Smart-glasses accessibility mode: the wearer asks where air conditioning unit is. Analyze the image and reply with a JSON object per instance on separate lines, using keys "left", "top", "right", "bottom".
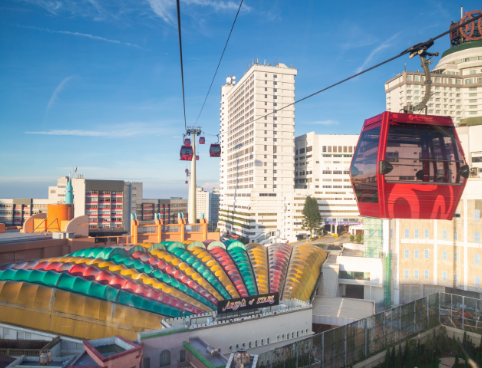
{"left": 262, "top": 308, "right": 270, "bottom": 314}
{"left": 206, "top": 317, "right": 213, "bottom": 325}
{"left": 52, "top": 232, "right": 65, "bottom": 239}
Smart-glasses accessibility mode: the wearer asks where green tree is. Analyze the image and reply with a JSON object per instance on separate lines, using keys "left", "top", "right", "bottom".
{"left": 301, "top": 196, "right": 321, "bottom": 237}
{"left": 356, "top": 233, "right": 362, "bottom": 243}
{"left": 350, "top": 235, "right": 355, "bottom": 242}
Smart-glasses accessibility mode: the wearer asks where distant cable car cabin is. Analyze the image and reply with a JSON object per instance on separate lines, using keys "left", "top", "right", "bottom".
{"left": 184, "top": 137, "right": 191, "bottom": 147}
{"left": 209, "top": 144, "right": 221, "bottom": 157}
{"left": 185, "top": 169, "right": 189, "bottom": 174}
{"left": 180, "top": 146, "right": 193, "bottom": 161}
{"left": 185, "top": 181, "right": 188, "bottom": 184}
{"left": 196, "top": 155, "right": 199, "bottom": 161}
{"left": 199, "top": 137, "right": 205, "bottom": 144}
{"left": 350, "top": 112, "right": 469, "bottom": 220}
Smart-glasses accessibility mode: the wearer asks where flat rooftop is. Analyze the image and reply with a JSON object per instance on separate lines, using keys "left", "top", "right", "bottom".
{"left": 312, "top": 297, "right": 375, "bottom": 326}
{"left": 96, "top": 344, "right": 125, "bottom": 357}
{"left": 0, "top": 231, "right": 51, "bottom": 245}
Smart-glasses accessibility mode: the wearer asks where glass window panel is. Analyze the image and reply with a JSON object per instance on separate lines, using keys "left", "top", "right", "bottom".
{"left": 385, "top": 123, "right": 464, "bottom": 184}
{"left": 351, "top": 127, "right": 380, "bottom": 203}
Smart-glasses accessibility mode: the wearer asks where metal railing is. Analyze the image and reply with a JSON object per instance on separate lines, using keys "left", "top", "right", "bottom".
{"left": 256, "top": 292, "right": 480, "bottom": 368}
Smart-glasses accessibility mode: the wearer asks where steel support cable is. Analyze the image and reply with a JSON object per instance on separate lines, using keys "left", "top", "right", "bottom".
{"left": 247, "top": 13, "right": 482, "bottom": 124}
{"left": 176, "top": 0, "right": 187, "bottom": 128}
{"left": 195, "top": 0, "right": 244, "bottom": 125}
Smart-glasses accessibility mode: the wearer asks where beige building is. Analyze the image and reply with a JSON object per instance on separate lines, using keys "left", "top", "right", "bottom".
{"left": 390, "top": 179, "right": 482, "bottom": 303}
{"left": 385, "top": 30, "right": 482, "bottom": 126}
{"left": 0, "top": 198, "right": 51, "bottom": 227}
{"left": 48, "top": 176, "right": 142, "bottom": 236}
{"left": 388, "top": 121, "right": 482, "bottom": 303}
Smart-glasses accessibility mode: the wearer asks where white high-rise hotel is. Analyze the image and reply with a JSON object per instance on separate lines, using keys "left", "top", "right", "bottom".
{"left": 218, "top": 62, "right": 363, "bottom": 242}
{"left": 218, "top": 62, "right": 297, "bottom": 241}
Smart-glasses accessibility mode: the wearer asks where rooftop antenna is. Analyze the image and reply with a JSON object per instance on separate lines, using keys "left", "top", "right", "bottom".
{"left": 264, "top": 59, "right": 266, "bottom": 65}
{"left": 257, "top": 58, "right": 259, "bottom": 64}
{"left": 404, "top": 63, "right": 406, "bottom": 71}
{"left": 74, "top": 166, "right": 78, "bottom": 179}
{"left": 461, "top": 6, "right": 463, "bottom": 20}
{"left": 275, "top": 57, "right": 277, "bottom": 65}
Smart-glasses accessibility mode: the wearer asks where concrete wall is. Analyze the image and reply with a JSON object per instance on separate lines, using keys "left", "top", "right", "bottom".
{"left": 188, "top": 308, "right": 313, "bottom": 356}
{"left": 65, "top": 215, "right": 89, "bottom": 237}
{"left": 0, "top": 237, "right": 96, "bottom": 265}
{"left": 337, "top": 256, "right": 384, "bottom": 285}
{"left": 139, "top": 330, "right": 190, "bottom": 368}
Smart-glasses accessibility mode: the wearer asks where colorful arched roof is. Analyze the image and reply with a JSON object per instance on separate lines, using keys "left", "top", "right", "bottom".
{"left": 0, "top": 240, "right": 326, "bottom": 339}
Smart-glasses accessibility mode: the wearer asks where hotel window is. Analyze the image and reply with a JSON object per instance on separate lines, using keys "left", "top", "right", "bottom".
{"left": 443, "top": 272, "right": 447, "bottom": 281}
{"left": 424, "top": 270, "right": 429, "bottom": 279}
{"left": 415, "top": 229, "right": 419, "bottom": 239}
{"left": 390, "top": 229, "right": 393, "bottom": 238}
{"left": 405, "top": 250, "right": 409, "bottom": 259}
{"left": 475, "top": 254, "right": 480, "bottom": 265}
{"left": 476, "top": 232, "right": 481, "bottom": 243}
{"left": 455, "top": 252, "right": 458, "bottom": 262}
{"left": 475, "top": 210, "right": 480, "bottom": 221}
{"left": 405, "top": 229, "right": 409, "bottom": 238}
{"left": 180, "top": 350, "right": 186, "bottom": 363}
{"left": 425, "top": 229, "right": 429, "bottom": 239}
{"left": 455, "top": 231, "right": 458, "bottom": 241}
{"left": 443, "top": 230, "right": 447, "bottom": 239}
{"left": 414, "top": 270, "right": 419, "bottom": 279}
{"left": 476, "top": 276, "right": 480, "bottom": 288}
{"left": 443, "top": 251, "right": 447, "bottom": 261}
{"left": 425, "top": 249, "right": 429, "bottom": 259}
{"left": 455, "top": 274, "right": 458, "bottom": 283}
{"left": 404, "top": 270, "right": 409, "bottom": 279}
{"left": 414, "top": 250, "right": 419, "bottom": 259}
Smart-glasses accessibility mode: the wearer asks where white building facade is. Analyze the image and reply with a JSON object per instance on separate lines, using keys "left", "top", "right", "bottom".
{"left": 196, "top": 187, "right": 220, "bottom": 225}
{"left": 218, "top": 62, "right": 297, "bottom": 242}
{"left": 385, "top": 39, "right": 482, "bottom": 125}
{"left": 287, "top": 133, "right": 361, "bottom": 237}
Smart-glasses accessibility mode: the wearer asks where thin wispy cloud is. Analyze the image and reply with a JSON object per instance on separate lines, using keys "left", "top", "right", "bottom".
{"left": 25, "top": 129, "right": 139, "bottom": 138}
{"left": 47, "top": 75, "right": 74, "bottom": 112}
{"left": 147, "top": 0, "right": 250, "bottom": 26}
{"left": 200, "top": 182, "right": 220, "bottom": 191}
{"left": 25, "top": 124, "right": 168, "bottom": 138}
{"left": 16, "top": 25, "right": 148, "bottom": 50}
{"left": 355, "top": 33, "right": 401, "bottom": 73}
{"left": 304, "top": 120, "right": 339, "bottom": 126}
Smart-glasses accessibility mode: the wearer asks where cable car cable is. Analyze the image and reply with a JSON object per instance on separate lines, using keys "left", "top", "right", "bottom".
{"left": 248, "top": 13, "right": 482, "bottom": 124}
{"left": 195, "top": 0, "right": 244, "bottom": 125}
{"left": 176, "top": 0, "right": 187, "bottom": 128}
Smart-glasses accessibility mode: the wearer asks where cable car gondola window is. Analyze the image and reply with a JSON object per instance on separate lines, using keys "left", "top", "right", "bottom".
{"left": 385, "top": 123, "right": 464, "bottom": 185}
{"left": 351, "top": 127, "right": 380, "bottom": 203}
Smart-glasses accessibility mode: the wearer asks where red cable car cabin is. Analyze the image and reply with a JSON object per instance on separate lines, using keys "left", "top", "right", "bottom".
{"left": 196, "top": 155, "right": 199, "bottom": 161}
{"left": 350, "top": 112, "right": 469, "bottom": 220}
{"left": 184, "top": 137, "right": 191, "bottom": 147}
{"left": 199, "top": 137, "right": 205, "bottom": 144}
{"left": 180, "top": 145, "right": 193, "bottom": 161}
{"left": 209, "top": 144, "right": 221, "bottom": 157}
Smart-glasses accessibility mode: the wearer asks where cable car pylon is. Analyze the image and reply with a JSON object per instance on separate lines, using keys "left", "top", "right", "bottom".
{"left": 186, "top": 126, "right": 202, "bottom": 224}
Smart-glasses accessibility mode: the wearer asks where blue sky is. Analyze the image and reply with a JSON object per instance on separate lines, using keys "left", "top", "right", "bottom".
{"left": 0, "top": 0, "right": 477, "bottom": 199}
